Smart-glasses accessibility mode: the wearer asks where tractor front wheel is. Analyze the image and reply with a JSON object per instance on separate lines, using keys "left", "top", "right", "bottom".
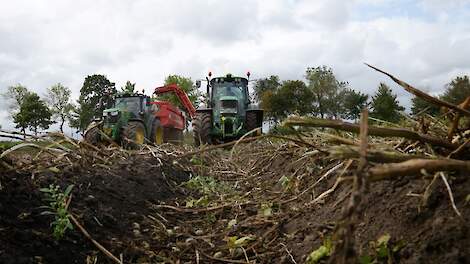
{"left": 84, "top": 126, "right": 100, "bottom": 145}
{"left": 246, "top": 112, "right": 262, "bottom": 135}
{"left": 193, "top": 112, "right": 212, "bottom": 146}
{"left": 122, "top": 121, "right": 146, "bottom": 149}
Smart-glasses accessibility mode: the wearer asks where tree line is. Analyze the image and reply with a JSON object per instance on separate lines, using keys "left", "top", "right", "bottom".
{"left": 2, "top": 74, "right": 197, "bottom": 136}
{"left": 2, "top": 67, "right": 470, "bottom": 135}
{"left": 254, "top": 66, "right": 470, "bottom": 124}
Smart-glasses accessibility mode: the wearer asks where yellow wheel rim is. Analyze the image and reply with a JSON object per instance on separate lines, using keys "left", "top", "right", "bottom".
{"left": 155, "top": 126, "right": 164, "bottom": 144}
{"left": 135, "top": 128, "right": 145, "bottom": 144}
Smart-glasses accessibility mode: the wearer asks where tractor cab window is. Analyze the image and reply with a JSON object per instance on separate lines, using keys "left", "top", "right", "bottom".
{"left": 212, "top": 82, "right": 246, "bottom": 101}
{"left": 115, "top": 97, "right": 141, "bottom": 113}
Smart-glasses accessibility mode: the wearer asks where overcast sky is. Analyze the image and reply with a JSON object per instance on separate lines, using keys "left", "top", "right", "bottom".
{"left": 1, "top": 0, "right": 470, "bottom": 132}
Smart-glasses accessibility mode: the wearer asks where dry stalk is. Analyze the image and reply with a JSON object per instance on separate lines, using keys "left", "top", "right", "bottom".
{"left": 368, "top": 158, "right": 470, "bottom": 181}
{"left": 330, "top": 108, "right": 369, "bottom": 264}
{"left": 70, "top": 214, "right": 122, "bottom": 264}
{"left": 439, "top": 172, "right": 462, "bottom": 217}
{"left": 284, "top": 116, "right": 457, "bottom": 149}
{"left": 365, "top": 63, "right": 470, "bottom": 117}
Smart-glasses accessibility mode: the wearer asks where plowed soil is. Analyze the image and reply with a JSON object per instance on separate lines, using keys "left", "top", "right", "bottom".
{"left": 1, "top": 143, "right": 469, "bottom": 263}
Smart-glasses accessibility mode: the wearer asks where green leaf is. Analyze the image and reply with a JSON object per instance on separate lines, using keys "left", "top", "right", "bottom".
{"left": 185, "top": 199, "right": 195, "bottom": 208}
{"left": 377, "top": 233, "right": 391, "bottom": 246}
{"left": 376, "top": 233, "right": 391, "bottom": 259}
{"left": 48, "top": 167, "right": 60, "bottom": 173}
{"left": 359, "top": 255, "right": 373, "bottom": 264}
{"left": 234, "top": 236, "right": 255, "bottom": 247}
{"left": 226, "top": 236, "right": 238, "bottom": 249}
{"left": 39, "top": 188, "right": 52, "bottom": 193}
{"left": 40, "top": 211, "right": 56, "bottom": 216}
{"left": 64, "top": 184, "right": 74, "bottom": 196}
{"left": 227, "top": 219, "right": 237, "bottom": 229}
{"left": 306, "top": 245, "right": 329, "bottom": 264}
{"left": 392, "top": 239, "right": 407, "bottom": 253}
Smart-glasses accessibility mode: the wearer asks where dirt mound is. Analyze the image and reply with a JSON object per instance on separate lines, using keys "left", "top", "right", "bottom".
{"left": 0, "top": 146, "right": 189, "bottom": 263}
{"left": 1, "top": 120, "right": 470, "bottom": 264}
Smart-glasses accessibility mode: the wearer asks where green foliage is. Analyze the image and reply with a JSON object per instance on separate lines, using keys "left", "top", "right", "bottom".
{"left": 46, "top": 83, "right": 74, "bottom": 133}
{"left": 359, "top": 233, "right": 406, "bottom": 264}
{"left": 441, "top": 75, "right": 470, "bottom": 105}
{"left": 260, "top": 80, "right": 313, "bottom": 122}
{"left": 254, "top": 75, "right": 281, "bottom": 102}
{"left": 306, "top": 66, "right": 348, "bottom": 118}
{"left": 370, "top": 83, "right": 405, "bottom": 123}
{"left": 73, "top": 74, "right": 116, "bottom": 131}
{"left": 184, "top": 175, "right": 231, "bottom": 196}
{"left": 278, "top": 175, "right": 293, "bottom": 191}
{"left": 39, "top": 184, "right": 74, "bottom": 240}
{"left": 411, "top": 96, "right": 440, "bottom": 116}
{"left": 342, "top": 89, "right": 369, "bottom": 120}
{"left": 13, "top": 92, "right": 54, "bottom": 135}
{"left": 2, "top": 84, "right": 29, "bottom": 112}
{"left": 162, "top": 75, "right": 199, "bottom": 112}
{"left": 258, "top": 202, "right": 276, "bottom": 217}
{"left": 0, "top": 141, "right": 20, "bottom": 152}
{"left": 306, "top": 237, "right": 333, "bottom": 263}
{"left": 120, "top": 81, "right": 136, "bottom": 94}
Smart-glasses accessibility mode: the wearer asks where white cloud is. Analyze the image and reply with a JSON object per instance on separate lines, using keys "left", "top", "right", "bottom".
{"left": 1, "top": 0, "right": 470, "bottom": 133}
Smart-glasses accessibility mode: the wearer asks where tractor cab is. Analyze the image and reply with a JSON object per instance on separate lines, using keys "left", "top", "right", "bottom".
{"left": 101, "top": 94, "right": 151, "bottom": 141}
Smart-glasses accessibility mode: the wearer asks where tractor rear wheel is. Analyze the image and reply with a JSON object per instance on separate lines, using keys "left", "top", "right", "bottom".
{"left": 84, "top": 126, "right": 100, "bottom": 145}
{"left": 193, "top": 112, "right": 212, "bottom": 146}
{"left": 122, "top": 121, "right": 146, "bottom": 149}
{"left": 246, "top": 112, "right": 262, "bottom": 135}
{"left": 151, "top": 120, "right": 164, "bottom": 145}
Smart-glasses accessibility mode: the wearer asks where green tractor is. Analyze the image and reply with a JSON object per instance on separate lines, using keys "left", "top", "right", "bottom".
{"left": 84, "top": 84, "right": 195, "bottom": 148}
{"left": 84, "top": 94, "right": 157, "bottom": 148}
{"left": 192, "top": 72, "right": 263, "bottom": 145}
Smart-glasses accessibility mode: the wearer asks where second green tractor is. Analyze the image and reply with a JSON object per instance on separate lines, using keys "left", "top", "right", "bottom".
{"left": 193, "top": 72, "right": 263, "bottom": 145}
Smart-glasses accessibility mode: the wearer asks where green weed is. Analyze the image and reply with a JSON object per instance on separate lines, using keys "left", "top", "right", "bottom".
{"left": 39, "top": 184, "right": 74, "bottom": 240}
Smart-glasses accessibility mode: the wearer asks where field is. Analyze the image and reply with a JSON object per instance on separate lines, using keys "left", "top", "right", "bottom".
{"left": 1, "top": 112, "right": 469, "bottom": 264}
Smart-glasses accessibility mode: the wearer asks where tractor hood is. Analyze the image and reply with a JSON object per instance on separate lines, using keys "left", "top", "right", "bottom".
{"left": 102, "top": 108, "right": 121, "bottom": 118}
{"left": 103, "top": 108, "right": 120, "bottom": 114}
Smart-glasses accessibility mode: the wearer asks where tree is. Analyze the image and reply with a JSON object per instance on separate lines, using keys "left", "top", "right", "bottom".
{"left": 370, "top": 83, "right": 405, "bottom": 123}
{"left": 411, "top": 96, "right": 440, "bottom": 116}
{"left": 162, "top": 75, "right": 199, "bottom": 111}
{"left": 441, "top": 75, "right": 470, "bottom": 105}
{"left": 342, "top": 89, "right": 369, "bottom": 121}
{"left": 74, "top": 74, "right": 116, "bottom": 131}
{"left": 46, "top": 83, "right": 74, "bottom": 133}
{"left": 13, "top": 92, "right": 54, "bottom": 135}
{"left": 253, "top": 75, "right": 281, "bottom": 102}
{"left": 2, "top": 84, "right": 30, "bottom": 119}
{"left": 121, "top": 81, "right": 136, "bottom": 94}
{"left": 260, "top": 80, "right": 313, "bottom": 123}
{"left": 305, "top": 66, "right": 348, "bottom": 118}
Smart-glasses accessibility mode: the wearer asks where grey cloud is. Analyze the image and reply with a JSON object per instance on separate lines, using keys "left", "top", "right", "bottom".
{"left": 1, "top": 0, "right": 470, "bottom": 132}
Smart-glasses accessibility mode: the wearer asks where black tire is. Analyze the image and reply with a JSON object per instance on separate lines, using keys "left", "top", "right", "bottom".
{"left": 121, "top": 121, "right": 146, "bottom": 149}
{"left": 175, "top": 129, "right": 183, "bottom": 145}
{"left": 84, "top": 126, "right": 100, "bottom": 145}
{"left": 192, "top": 112, "right": 212, "bottom": 146}
{"left": 246, "top": 112, "right": 261, "bottom": 133}
{"left": 151, "top": 119, "right": 164, "bottom": 145}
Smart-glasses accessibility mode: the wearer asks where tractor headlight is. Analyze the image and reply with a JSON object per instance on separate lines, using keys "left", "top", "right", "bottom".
{"left": 110, "top": 111, "right": 119, "bottom": 116}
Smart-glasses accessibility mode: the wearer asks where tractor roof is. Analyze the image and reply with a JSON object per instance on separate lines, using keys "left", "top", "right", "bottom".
{"left": 211, "top": 73, "right": 248, "bottom": 84}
